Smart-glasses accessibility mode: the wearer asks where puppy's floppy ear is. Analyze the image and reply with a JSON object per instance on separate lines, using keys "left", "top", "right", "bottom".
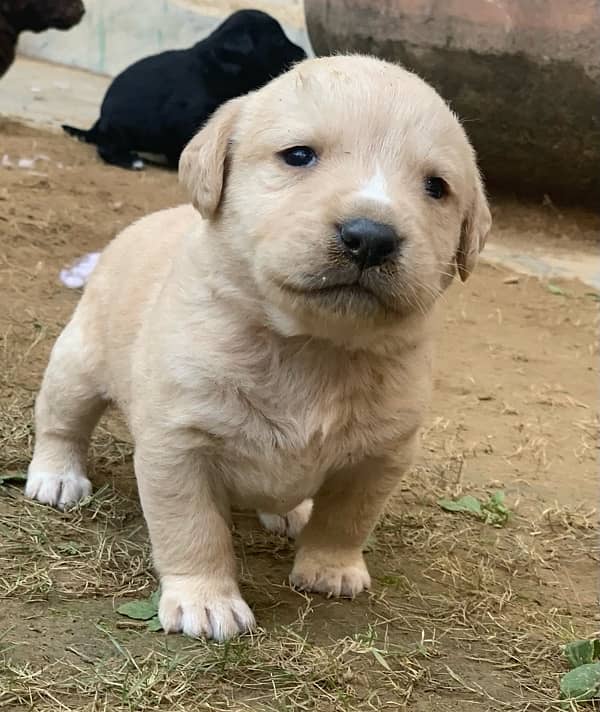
{"left": 456, "top": 172, "right": 492, "bottom": 282}
{"left": 217, "top": 30, "right": 255, "bottom": 62}
{"left": 179, "top": 97, "right": 244, "bottom": 220}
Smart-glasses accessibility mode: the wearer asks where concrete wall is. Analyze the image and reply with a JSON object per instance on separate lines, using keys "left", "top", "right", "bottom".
{"left": 18, "top": 0, "right": 310, "bottom": 77}
{"left": 305, "top": 0, "right": 600, "bottom": 208}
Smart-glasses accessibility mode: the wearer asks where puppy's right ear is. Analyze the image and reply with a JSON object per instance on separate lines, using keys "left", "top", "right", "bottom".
{"left": 179, "top": 97, "right": 244, "bottom": 219}
{"left": 456, "top": 171, "right": 492, "bottom": 282}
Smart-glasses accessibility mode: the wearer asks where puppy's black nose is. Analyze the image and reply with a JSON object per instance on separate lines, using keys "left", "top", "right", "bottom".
{"left": 338, "top": 218, "right": 399, "bottom": 269}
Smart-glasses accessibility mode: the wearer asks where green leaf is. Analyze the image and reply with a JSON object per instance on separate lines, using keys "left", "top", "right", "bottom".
{"left": 56, "top": 541, "right": 84, "bottom": 556}
{"left": 439, "top": 491, "right": 510, "bottom": 527}
{"left": 482, "top": 490, "right": 510, "bottom": 527}
{"left": 0, "top": 472, "right": 27, "bottom": 485}
{"left": 117, "top": 599, "right": 158, "bottom": 621}
{"left": 116, "top": 590, "right": 161, "bottom": 630}
{"left": 489, "top": 491, "right": 505, "bottom": 506}
{"left": 560, "top": 662, "right": 600, "bottom": 702}
{"left": 438, "top": 495, "right": 483, "bottom": 517}
{"left": 147, "top": 616, "right": 163, "bottom": 632}
{"left": 563, "top": 639, "right": 600, "bottom": 669}
{"left": 149, "top": 589, "right": 160, "bottom": 609}
{"left": 379, "top": 574, "right": 402, "bottom": 587}
{"left": 363, "top": 532, "right": 378, "bottom": 553}
{"left": 547, "top": 283, "right": 566, "bottom": 296}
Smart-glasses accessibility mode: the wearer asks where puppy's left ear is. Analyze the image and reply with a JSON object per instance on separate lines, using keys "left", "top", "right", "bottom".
{"left": 179, "top": 97, "right": 244, "bottom": 220}
{"left": 456, "top": 173, "right": 492, "bottom": 282}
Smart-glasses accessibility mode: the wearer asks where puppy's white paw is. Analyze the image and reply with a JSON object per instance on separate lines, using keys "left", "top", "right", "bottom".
{"left": 258, "top": 499, "right": 313, "bottom": 539}
{"left": 159, "top": 574, "right": 255, "bottom": 641}
{"left": 25, "top": 468, "right": 92, "bottom": 510}
{"left": 290, "top": 550, "right": 371, "bottom": 598}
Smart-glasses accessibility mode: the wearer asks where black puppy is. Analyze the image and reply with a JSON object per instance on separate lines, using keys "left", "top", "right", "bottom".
{"left": 62, "top": 9, "right": 306, "bottom": 170}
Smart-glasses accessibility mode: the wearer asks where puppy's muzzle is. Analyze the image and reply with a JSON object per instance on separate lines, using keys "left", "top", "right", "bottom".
{"left": 337, "top": 218, "right": 399, "bottom": 270}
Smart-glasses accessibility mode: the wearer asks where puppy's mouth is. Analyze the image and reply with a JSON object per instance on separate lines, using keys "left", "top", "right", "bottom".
{"left": 285, "top": 280, "right": 371, "bottom": 299}
{"left": 278, "top": 267, "right": 394, "bottom": 311}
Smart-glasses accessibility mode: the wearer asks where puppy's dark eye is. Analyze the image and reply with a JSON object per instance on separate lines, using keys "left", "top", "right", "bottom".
{"left": 424, "top": 176, "right": 448, "bottom": 199}
{"left": 279, "top": 146, "right": 317, "bottom": 167}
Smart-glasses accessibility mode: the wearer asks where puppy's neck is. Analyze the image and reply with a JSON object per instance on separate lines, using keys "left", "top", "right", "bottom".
{"left": 263, "top": 302, "right": 434, "bottom": 354}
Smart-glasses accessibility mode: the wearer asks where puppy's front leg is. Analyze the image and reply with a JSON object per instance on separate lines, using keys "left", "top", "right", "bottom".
{"left": 290, "top": 435, "right": 418, "bottom": 598}
{"left": 134, "top": 441, "right": 255, "bottom": 641}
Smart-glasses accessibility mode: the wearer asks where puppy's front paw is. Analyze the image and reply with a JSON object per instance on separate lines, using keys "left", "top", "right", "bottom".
{"left": 159, "top": 575, "right": 255, "bottom": 641}
{"left": 258, "top": 499, "right": 313, "bottom": 539}
{"left": 25, "top": 468, "right": 92, "bottom": 510}
{"left": 290, "top": 550, "right": 371, "bottom": 598}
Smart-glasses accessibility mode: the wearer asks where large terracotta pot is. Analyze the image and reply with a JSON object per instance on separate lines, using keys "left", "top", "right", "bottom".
{"left": 305, "top": 0, "right": 600, "bottom": 208}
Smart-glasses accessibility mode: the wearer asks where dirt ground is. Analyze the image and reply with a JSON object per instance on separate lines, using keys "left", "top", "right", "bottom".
{"left": 0, "top": 120, "right": 598, "bottom": 711}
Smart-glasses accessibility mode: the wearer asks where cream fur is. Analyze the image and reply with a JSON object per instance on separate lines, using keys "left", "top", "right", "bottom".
{"left": 26, "top": 55, "right": 491, "bottom": 640}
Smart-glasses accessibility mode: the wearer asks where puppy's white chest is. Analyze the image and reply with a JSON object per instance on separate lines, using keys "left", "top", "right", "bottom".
{"left": 221, "top": 385, "right": 393, "bottom": 513}
{"left": 224, "top": 427, "right": 339, "bottom": 513}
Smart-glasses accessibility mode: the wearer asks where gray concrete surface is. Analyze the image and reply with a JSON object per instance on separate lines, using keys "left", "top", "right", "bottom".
{"left": 1, "top": 56, "right": 109, "bottom": 129}
{"left": 17, "top": 0, "right": 311, "bottom": 77}
{"left": 484, "top": 243, "right": 600, "bottom": 292}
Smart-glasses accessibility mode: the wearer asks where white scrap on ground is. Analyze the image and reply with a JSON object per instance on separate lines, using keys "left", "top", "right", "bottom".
{"left": 2, "top": 154, "right": 50, "bottom": 169}
{"left": 59, "top": 252, "right": 101, "bottom": 288}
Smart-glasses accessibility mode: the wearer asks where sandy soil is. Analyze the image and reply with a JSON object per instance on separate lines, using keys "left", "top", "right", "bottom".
{"left": 0, "top": 121, "right": 598, "bottom": 711}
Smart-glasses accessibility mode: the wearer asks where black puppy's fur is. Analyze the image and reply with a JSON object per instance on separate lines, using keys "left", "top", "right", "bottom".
{"left": 62, "top": 9, "right": 306, "bottom": 170}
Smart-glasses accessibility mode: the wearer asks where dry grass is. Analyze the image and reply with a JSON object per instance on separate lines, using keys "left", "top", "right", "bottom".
{"left": 1, "top": 467, "right": 597, "bottom": 711}
{"left": 1, "top": 624, "right": 438, "bottom": 711}
{"left": 0, "top": 485, "right": 152, "bottom": 601}
{"left": 1, "top": 378, "right": 596, "bottom": 711}
{"left": 0, "top": 396, "right": 36, "bottom": 473}
{"left": 1, "top": 609, "right": 595, "bottom": 711}
{"left": 0, "top": 372, "right": 596, "bottom": 711}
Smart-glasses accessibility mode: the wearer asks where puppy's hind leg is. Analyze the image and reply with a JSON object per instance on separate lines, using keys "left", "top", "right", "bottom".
{"left": 258, "top": 499, "right": 313, "bottom": 539}
{"left": 97, "top": 142, "right": 144, "bottom": 171}
{"left": 26, "top": 318, "right": 107, "bottom": 509}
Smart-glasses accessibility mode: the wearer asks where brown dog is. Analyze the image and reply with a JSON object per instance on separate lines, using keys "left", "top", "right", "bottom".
{"left": 0, "top": 0, "right": 84, "bottom": 77}
{"left": 26, "top": 55, "right": 491, "bottom": 640}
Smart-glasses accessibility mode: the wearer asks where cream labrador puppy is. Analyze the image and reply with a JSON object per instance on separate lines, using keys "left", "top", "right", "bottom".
{"left": 26, "top": 55, "right": 491, "bottom": 640}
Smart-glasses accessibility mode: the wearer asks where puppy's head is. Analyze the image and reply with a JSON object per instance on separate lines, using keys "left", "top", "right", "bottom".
{"left": 180, "top": 55, "right": 491, "bottom": 338}
{"left": 205, "top": 10, "right": 306, "bottom": 94}
{"left": 8, "top": 0, "right": 85, "bottom": 31}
